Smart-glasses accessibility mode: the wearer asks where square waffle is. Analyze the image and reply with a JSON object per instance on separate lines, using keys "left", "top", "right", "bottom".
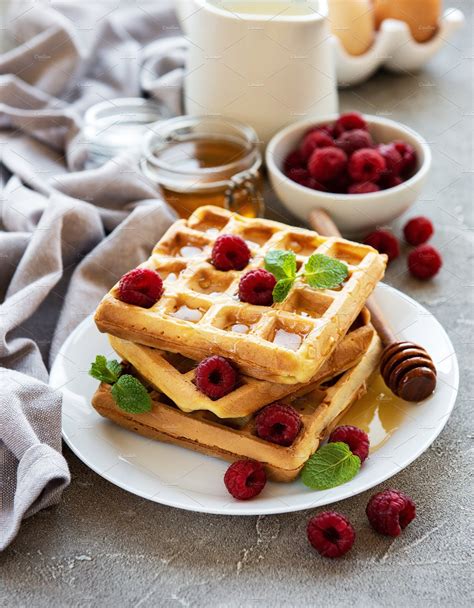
{"left": 91, "top": 334, "right": 382, "bottom": 482}
{"left": 95, "top": 206, "right": 386, "bottom": 384}
{"left": 107, "top": 308, "right": 374, "bottom": 419}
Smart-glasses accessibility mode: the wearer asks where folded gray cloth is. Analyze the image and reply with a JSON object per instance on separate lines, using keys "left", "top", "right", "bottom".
{"left": 0, "top": 0, "right": 182, "bottom": 550}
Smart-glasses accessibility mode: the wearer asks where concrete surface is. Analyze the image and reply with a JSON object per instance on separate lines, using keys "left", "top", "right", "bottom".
{"left": 1, "top": 2, "right": 473, "bottom": 606}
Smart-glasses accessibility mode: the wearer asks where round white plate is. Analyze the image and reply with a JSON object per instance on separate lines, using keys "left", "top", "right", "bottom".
{"left": 52, "top": 284, "right": 459, "bottom": 516}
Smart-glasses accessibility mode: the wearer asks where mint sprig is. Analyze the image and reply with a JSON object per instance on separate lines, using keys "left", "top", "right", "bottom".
{"left": 264, "top": 250, "right": 348, "bottom": 303}
{"left": 89, "top": 355, "right": 122, "bottom": 384}
{"left": 300, "top": 442, "right": 361, "bottom": 490}
{"left": 111, "top": 375, "right": 152, "bottom": 414}
{"left": 89, "top": 355, "right": 152, "bottom": 414}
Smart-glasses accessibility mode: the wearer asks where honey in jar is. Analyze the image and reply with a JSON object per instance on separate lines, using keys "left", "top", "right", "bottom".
{"left": 141, "top": 116, "right": 264, "bottom": 218}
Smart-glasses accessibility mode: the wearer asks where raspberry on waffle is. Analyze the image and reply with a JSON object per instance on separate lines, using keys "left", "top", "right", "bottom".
{"left": 95, "top": 206, "right": 386, "bottom": 384}
{"left": 107, "top": 308, "right": 374, "bottom": 419}
{"left": 91, "top": 334, "right": 382, "bottom": 482}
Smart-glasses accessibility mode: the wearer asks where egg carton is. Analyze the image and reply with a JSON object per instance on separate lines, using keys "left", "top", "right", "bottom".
{"left": 335, "top": 9, "right": 465, "bottom": 87}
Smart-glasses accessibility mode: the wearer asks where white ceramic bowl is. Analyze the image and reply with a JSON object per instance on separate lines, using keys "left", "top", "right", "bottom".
{"left": 266, "top": 114, "right": 431, "bottom": 236}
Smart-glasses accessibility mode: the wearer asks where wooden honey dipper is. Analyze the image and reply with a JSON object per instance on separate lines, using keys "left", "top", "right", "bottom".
{"left": 309, "top": 209, "right": 437, "bottom": 402}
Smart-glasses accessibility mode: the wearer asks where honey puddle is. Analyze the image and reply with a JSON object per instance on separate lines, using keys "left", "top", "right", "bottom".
{"left": 339, "top": 374, "right": 408, "bottom": 452}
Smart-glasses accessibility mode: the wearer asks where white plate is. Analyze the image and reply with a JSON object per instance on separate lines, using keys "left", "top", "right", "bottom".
{"left": 52, "top": 284, "right": 459, "bottom": 516}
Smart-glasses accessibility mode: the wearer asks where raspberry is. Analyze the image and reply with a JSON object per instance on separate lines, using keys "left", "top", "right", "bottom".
{"left": 348, "top": 182, "right": 380, "bottom": 194}
{"left": 377, "top": 143, "right": 403, "bottom": 178}
{"left": 336, "top": 129, "right": 373, "bottom": 156}
{"left": 379, "top": 175, "right": 403, "bottom": 190}
{"left": 286, "top": 167, "right": 322, "bottom": 190}
{"left": 255, "top": 402, "right": 302, "bottom": 446}
{"left": 238, "top": 268, "right": 276, "bottom": 306}
{"left": 195, "top": 355, "right": 237, "bottom": 399}
{"left": 305, "top": 123, "right": 335, "bottom": 138}
{"left": 211, "top": 234, "right": 251, "bottom": 271}
{"left": 348, "top": 148, "right": 386, "bottom": 183}
{"left": 366, "top": 489, "right": 416, "bottom": 536}
{"left": 118, "top": 268, "right": 163, "bottom": 308}
{"left": 300, "top": 129, "right": 334, "bottom": 160}
{"left": 363, "top": 229, "right": 400, "bottom": 262}
{"left": 307, "top": 512, "right": 356, "bottom": 558}
{"left": 283, "top": 149, "right": 304, "bottom": 172}
{"left": 224, "top": 460, "right": 266, "bottom": 500}
{"left": 334, "top": 112, "right": 367, "bottom": 136}
{"left": 393, "top": 140, "right": 417, "bottom": 177}
{"left": 408, "top": 244, "right": 442, "bottom": 280}
{"left": 308, "top": 146, "right": 347, "bottom": 183}
{"left": 403, "top": 216, "right": 434, "bottom": 246}
{"left": 328, "top": 425, "right": 370, "bottom": 463}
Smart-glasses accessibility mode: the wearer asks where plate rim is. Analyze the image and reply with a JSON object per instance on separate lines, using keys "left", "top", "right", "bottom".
{"left": 55, "top": 283, "right": 459, "bottom": 516}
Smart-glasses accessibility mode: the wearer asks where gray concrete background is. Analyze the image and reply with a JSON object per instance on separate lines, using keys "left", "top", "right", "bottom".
{"left": 1, "top": 2, "right": 473, "bottom": 606}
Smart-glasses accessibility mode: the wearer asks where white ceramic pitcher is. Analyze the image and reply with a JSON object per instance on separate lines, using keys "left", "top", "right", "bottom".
{"left": 176, "top": 0, "right": 338, "bottom": 145}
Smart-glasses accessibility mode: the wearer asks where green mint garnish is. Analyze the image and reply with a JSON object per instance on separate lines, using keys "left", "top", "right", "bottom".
{"left": 111, "top": 375, "right": 152, "bottom": 414}
{"left": 89, "top": 355, "right": 123, "bottom": 384}
{"left": 90, "top": 355, "right": 152, "bottom": 414}
{"left": 264, "top": 249, "right": 348, "bottom": 303}
{"left": 304, "top": 253, "right": 348, "bottom": 290}
{"left": 300, "top": 442, "right": 361, "bottom": 490}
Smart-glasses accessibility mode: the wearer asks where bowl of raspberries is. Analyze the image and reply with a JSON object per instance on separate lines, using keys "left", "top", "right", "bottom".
{"left": 266, "top": 112, "right": 431, "bottom": 235}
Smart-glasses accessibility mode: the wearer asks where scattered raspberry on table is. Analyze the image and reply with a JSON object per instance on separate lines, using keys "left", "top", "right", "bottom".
{"left": 307, "top": 511, "right": 356, "bottom": 558}
{"left": 403, "top": 216, "right": 434, "bottom": 246}
{"left": 408, "top": 244, "right": 442, "bottom": 279}
{"left": 366, "top": 489, "right": 416, "bottom": 536}
{"left": 363, "top": 229, "right": 400, "bottom": 262}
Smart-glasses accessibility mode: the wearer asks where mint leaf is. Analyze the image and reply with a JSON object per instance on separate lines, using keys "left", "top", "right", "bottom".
{"left": 304, "top": 254, "right": 348, "bottom": 290}
{"left": 273, "top": 278, "right": 294, "bottom": 303}
{"left": 301, "top": 442, "right": 360, "bottom": 490}
{"left": 111, "top": 374, "right": 152, "bottom": 414}
{"left": 89, "top": 355, "right": 122, "bottom": 384}
{"left": 264, "top": 250, "right": 297, "bottom": 281}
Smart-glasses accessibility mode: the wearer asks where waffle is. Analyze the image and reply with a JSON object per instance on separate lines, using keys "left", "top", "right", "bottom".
{"left": 91, "top": 334, "right": 382, "bottom": 482}
{"left": 95, "top": 206, "right": 386, "bottom": 384}
{"left": 108, "top": 308, "right": 374, "bottom": 418}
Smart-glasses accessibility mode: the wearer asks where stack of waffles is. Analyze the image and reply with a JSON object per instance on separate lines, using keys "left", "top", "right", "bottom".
{"left": 92, "top": 206, "right": 387, "bottom": 482}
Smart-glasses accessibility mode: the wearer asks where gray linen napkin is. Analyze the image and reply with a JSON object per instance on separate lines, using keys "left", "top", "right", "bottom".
{"left": 0, "top": 0, "right": 183, "bottom": 550}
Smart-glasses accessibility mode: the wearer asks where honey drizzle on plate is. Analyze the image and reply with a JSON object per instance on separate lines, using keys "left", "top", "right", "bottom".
{"left": 340, "top": 373, "right": 408, "bottom": 452}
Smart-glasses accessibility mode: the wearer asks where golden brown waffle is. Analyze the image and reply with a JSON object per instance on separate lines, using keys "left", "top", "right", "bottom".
{"left": 108, "top": 309, "right": 374, "bottom": 418}
{"left": 95, "top": 206, "right": 386, "bottom": 384}
{"left": 91, "top": 334, "right": 382, "bottom": 482}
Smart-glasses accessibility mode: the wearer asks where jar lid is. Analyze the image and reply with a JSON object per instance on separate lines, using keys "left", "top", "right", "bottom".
{"left": 82, "top": 97, "right": 173, "bottom": 165}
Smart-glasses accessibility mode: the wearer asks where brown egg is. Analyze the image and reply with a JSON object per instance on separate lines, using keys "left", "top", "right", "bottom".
{"left": 373, "top": 0, "right": 441, "bottom": 43}
{"left": 327, "top": 0, "right": 375, "bottom": 56}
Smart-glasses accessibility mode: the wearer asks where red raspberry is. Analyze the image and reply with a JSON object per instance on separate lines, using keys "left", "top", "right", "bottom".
{"left": 238, "top": 268, "right": 276, "bottom": 306}
{"left": 283, "top": 149, "right": 305, "bottom": 172}
{"left": 379, "top": 175, "right": 403, "bottom": 190}
{"left": 305, "top": 123, "right": 335, "bottom": 138}
{"left": 326, "top": 173, "right": 350, "bottom": 194}
{"left": 255, "top": 402, "right": 302, "bottom": 446}
{"left": 328, "top": 425, "right": 370, "bottom": 463}
{"left": 195, "top": 355, "right": 237, "bottom": 399}
{"left": 366, "top": 489, "right": 416, "bottom": 537}
{"left": 336, "top": 129, "right": 373, "bottom": 156}
{"left": 403, "top": 216, "right": 434, "bottom": 246}
{"left": 224, "top": 460, "right": 266, "bottom": 500}
{"left": 211, "top": 234, "right": 251, "bottom": 271}
{"left": 364, "top": 229, "right": 400, "bottom": 262}
{"left": 348, "top": 182, "right": 380, "bottom": 194}
{"left": 286, "top": 167, "right": 322, "bottom": 190}
{"left": 300, "top": 129, "right": 334, "bottom": 160}
{"left": 348, "top": 148, "right": 386, "bottom": 183}
{"left": 308, "top": 146, "right": 347, "bottom": 183}
{"left": 334, "top": 112, "right": 367, "bottom": 136}
{"left": 118, "top": 268, "right": 163, "bottom": 308}
{"left": 307, "top": 512, "right": 356, "bottom": 558}
{"left": 377, "top": 143, "right": 403, "bottom": 178}
{"left": 408, "top": 244, "right": 442, "bottom": 279}
{"left": 393, "top": 140, "right": 418, "bottom": 177}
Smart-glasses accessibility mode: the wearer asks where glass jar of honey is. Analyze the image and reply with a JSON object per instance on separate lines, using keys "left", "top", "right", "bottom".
{"left": 140, "top": 116, "right": 264, "bottom": 218}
